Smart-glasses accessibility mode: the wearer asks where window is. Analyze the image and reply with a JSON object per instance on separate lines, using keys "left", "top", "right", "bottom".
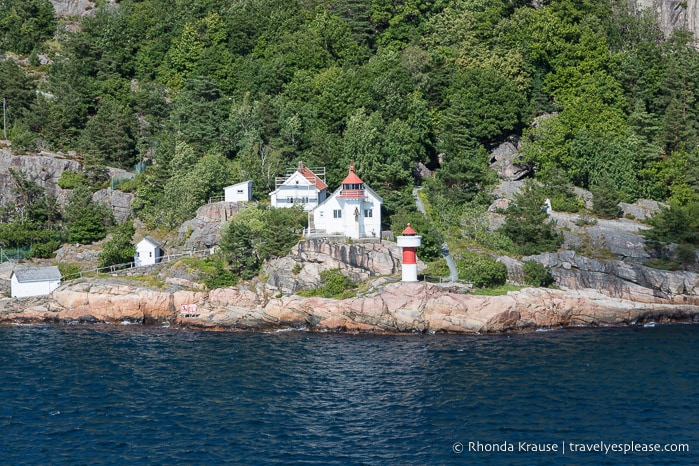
{"left": 287, "top": 197, "right": 293, "bottom": 203}
{"left": 333, "top": 209, "right": 342, "bottom": 218}
{"left": 237, "top": 189, "right": 243, "bottom": 194}
{"left": 319, "top": 211, "right": 324, "bottom": 217}
{"left": 364, "top": 209, "right": 373, "bottom": 218}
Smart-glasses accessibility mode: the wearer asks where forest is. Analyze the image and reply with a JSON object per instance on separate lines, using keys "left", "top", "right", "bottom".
{"left": 0, "top": 0, "right": 697, "bottom": 276}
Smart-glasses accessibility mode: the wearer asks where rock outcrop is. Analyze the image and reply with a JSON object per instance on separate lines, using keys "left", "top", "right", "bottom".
{"left": 265, "top": 238, "right": 412, "bottom": 293}
{"left": 0, "top": 150, "right": 79, "bottom": 204}
{"left": 92, "top": 189, "right": 134, "bottom": 223}
{"left": 489, "top": 141, "right": 533, "bottom": 181}
{"left": 634, "top": 0, "right": 699, "bottom": 46}
{"left": 528, "top": 251, "right": 698, "bottom": 302}
{"left": 49, "top": 0, "right": 117, "bottom": 16}
{"left": 177, "top": 202, "right": 245, "bottom": 250}
{"left": 2, "top": 280, "right": 697, "bottom": 333}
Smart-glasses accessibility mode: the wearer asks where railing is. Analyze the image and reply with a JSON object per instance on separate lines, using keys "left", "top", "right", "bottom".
{"left": 61, "top": 248, "right": 215, "bottom": 282}
{"left": 208, "top": 195, "right": 225, "bottom": 204}
{"left": 338, "top": 189, "right": 367, "bottom": 199}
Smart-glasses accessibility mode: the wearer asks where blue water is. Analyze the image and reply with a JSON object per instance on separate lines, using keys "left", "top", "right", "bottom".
{"left": 0, "top": 324, "right": 697, "bottom": 465}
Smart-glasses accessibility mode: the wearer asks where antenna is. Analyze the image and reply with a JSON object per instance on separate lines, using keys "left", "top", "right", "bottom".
{"left": 3, "top": 97, "right": 6, "bottom": 140}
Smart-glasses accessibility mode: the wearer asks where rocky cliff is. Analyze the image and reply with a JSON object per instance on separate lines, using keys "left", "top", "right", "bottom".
{"left": 265, "top": 238, "right": 419, "bottom": 293}
{"left": 635, "top": 0, "right": 699, "bottom": 44}
{"left": 2, "top": 280, "right": 697, "bottom": 333}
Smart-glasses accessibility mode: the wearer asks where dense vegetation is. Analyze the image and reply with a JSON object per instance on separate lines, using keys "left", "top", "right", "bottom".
{"left": 0, "top": 0, "right": 697, "bottom": 273}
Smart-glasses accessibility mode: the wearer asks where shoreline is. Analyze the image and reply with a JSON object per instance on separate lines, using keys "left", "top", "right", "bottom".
{"left": 1, "top": 280, "right": 698, "bottom": 334}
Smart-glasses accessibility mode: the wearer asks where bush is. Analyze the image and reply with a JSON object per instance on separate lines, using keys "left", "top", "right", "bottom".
{"left": 522, "top": 260, "right": 555, "bottom": 287}
{"left": 57, "top": 263, "right": 81, "bottom": 281}
{"left": 297, "top": 268, "right": 357, "bottom": 299}
{"left": 202, "top": 259, "right": 238, "bottom": 289}
{"left": 30, "top": 240, "right": 62, "bottom": 259}
{"left": 456, "top": 253, "right": 507, "bottom": 288}
{"left": 58, "top": 170, "right": 88, "bottom": 189}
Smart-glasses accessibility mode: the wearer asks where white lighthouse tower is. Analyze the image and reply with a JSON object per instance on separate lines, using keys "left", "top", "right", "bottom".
{"left": 397, "top": 224, "right": 422, "bottom": 282}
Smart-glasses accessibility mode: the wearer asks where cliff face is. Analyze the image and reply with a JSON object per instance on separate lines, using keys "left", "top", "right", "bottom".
{"left": 49, "top": 0, "right": 117, "bottom": 16}
{"left": 635, "top": 0, "right": 699, "bottom": 44}
{"left": 0, "top": 150, "right": 79, "bottom": 204}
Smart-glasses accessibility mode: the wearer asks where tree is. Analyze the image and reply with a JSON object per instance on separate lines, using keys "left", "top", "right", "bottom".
{"left": 500, "top": 181, "right": 563, "bottom": 256}
{"left": 220, "top": 206, "right": 306, "bottom": 279}
{"left": 439, "top": 68, "right": 527, "bottom": 153}
{"left": 79, "top": 98, "right": 138, "bottom": 168}
{"left": 0, "top": 0, "right": 56, "bottom": 55}
{"left": 64, "top": 185, "right": 114, "bottom": 244}
{"left": 98, "top": 221, "right": 136, "bottom": 269}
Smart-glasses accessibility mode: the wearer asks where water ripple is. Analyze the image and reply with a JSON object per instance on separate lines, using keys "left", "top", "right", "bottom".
{"left": 0, "top": 325, "right": 697, "bottom": 464}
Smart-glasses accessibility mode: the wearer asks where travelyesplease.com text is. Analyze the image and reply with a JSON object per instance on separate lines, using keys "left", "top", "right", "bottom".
{"left": 453, "top": 440, "right": 689, "bottom": 455}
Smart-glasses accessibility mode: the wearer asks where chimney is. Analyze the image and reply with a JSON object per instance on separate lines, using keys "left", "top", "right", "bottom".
{"left": 298, "top": 161, "right": 304, "bottom": 172}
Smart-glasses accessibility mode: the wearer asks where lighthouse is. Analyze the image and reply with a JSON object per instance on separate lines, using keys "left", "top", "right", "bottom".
{"left": 397, "top": 224, "right": 422, "bottom": 282}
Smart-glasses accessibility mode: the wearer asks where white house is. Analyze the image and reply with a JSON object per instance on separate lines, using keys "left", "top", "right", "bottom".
{"left": 135, "top": 236, "right": 164, "bottom": 267}
{"left": 224, "top": 180, "right": 253, "bottom": 202}
{"left": 270, "top": 162, "right": 327, "bottom": 211}
{"left": 11, "top": 266, "right": 62, "bottom": 298}
{"left": 311, "top": 165, "right": 382, "bottom": 239}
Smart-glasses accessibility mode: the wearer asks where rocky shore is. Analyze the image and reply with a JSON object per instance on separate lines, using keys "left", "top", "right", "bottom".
{"left": 1, "top": 278, "right": 697, "bottom": 333}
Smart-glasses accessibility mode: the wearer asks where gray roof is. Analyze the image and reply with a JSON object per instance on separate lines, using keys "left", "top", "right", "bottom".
{"left": 139, "top": 236, "right": 163, "bottom": 248}
{"left": 12, "top": 266, "right": 62, "bottom": 283}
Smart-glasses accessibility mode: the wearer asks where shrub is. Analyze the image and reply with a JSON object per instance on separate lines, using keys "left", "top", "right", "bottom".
{"left": 30, "top": 240, "right": 62, "bottom": 259}
{"left": 522, "top": 260, "right": 555, "bottom": 287}
{"left": 297, "top": 268, "right": 357, "bottom": 299}
{"left": 57, "top": 263, "right": 81, "bottom": 281}
{"left": 58, "top": 170, "right": 88, "bottom": 189}
{"left": 202, "top": 259, "right": 238, "bottom": 289}
{"left": 456, "top": 253, "right": 507, "bottom": 288}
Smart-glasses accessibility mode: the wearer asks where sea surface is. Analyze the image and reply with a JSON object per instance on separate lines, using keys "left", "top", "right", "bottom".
{"left": 0, "top": 323, "right": 697, "bottom": 465}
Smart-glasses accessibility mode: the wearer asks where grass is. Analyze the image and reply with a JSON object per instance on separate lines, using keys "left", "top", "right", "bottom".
{"left": 470, "top": 284, "right": 524, "bottom": 296}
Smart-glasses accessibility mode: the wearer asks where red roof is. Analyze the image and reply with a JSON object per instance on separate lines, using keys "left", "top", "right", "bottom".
{"left": 402, "top": 224, "right": 417, "bottom": 235}
{"left": 341, "top": 165, "right": 364, "bottom": 185}
{"left": 298, "top": 165, "right": 328, "bottom": 190}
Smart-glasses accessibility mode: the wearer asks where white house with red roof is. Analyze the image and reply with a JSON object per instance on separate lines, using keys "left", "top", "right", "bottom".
{"left": 270, "top": 162, "right": 327, "bottom": 211}
{"left": 310, "top": 165, "right": 382, "bottom": 239}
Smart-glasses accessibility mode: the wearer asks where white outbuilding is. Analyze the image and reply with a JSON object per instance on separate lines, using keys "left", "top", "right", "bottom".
{"left": 10, "top": 266, "right": 62, "bottom": 298}
{"left": 310, "top": 165, "right": 382, "bottom": 239}
{"left": 224, "top": 180, "right": 253, "bottom": 202}
{"left": 135, "top": 237, "right": 164, "bottom": 267}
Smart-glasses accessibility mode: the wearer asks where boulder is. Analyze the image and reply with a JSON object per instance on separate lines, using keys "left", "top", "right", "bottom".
{"left": 488, "top": 141, "right": 533, "bottom": 180}
{"left": 619, "top": 199, "right": 667, "bottom": 221}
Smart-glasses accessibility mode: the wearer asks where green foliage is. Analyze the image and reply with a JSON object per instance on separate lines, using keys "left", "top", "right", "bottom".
{"left": 79, "top": 98, "right": 137, "bottom": 168}
{"left": 522, "top": 260, "right": 555, "bottom": 287}
{"left": 538, "top": 166, "right": 579, "bottom": 213}
{"left": 57, "top": 263, "right": 81, "bottom": 281}
{"left": 220, "top": 206, "right": 306, "bottom": 280}
{"left": 297, "top": 268, "right": 357, "bottom": 299}
{"left": 0, "top": 0, "right": 56, "bottom": 55}
{"left": 455, "top": 252, "right": 508, "bottom": 288}
{"left": 389, "top": 208, "right": 443, "bottom": 261}
{"left": 201, "top": 258, "right": 238, "bottom": 290}
{"left": 500, "top": 181, "right": 564, "bottom": 256}
{"left": 58, "top": 170, "right": 88, "bottom": 190}
{"left": 64, "top": 185, "right": 114, "bottom": 244}
{"left": 643, "top": 201, "right": 699, "bottom": 268}
{"left": 590, "top": 176, "right": 622, "bottom": 219}
{"left": 98, "top": 221, "right": 136, "bottom": 269}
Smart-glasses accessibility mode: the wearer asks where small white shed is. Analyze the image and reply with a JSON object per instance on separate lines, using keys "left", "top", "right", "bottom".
{"left": 224, "top": 181, "right": 253, "bottom": 203}
{"left": 11, "top": 266, "right": 62, "bottom": 298}
{"left": 135, "top": 237, "right": 163, "bottom": 267}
